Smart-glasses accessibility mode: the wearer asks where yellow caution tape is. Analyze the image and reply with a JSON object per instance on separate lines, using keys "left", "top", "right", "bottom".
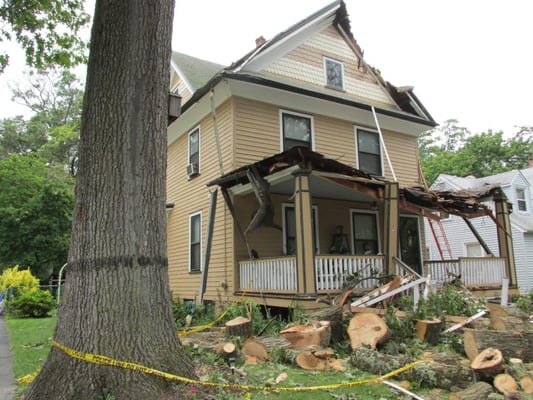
{"left": 19, "top": 340, "right": 419, "bottom": 393}
{"left": 16, "top": 369, "right": 40, "bottom": 384}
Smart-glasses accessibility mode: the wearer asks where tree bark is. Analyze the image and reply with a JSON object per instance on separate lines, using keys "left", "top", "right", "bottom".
{"left": 225, "top": 316, "right": 252, "bottom": 338}
{"left": 448, "top": 381, "right": 495, "bottom": 400}
{"left": 463, "top": 328, "right": 533, "bottom": 362}
{"left": 23, "top": 1, "right": 196, "bottom": 399}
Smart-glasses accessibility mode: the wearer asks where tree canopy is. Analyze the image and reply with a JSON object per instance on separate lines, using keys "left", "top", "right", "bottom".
{"left": 419, "top": 120, "right": 533, "bottom": 185}
{"left": 0, "top": 0, "right": 90, "bottom": 72}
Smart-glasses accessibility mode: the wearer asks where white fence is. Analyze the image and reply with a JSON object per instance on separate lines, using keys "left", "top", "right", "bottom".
{"left": 239, "top": 255, "right": 385, "bottom": 292}
{"left": 424, "top": 257, "right": 506, "bottom": 287}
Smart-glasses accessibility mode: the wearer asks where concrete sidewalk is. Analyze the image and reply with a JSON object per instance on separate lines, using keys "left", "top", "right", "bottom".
{"left": 0, "top": 316, "right": 15, "bottom": 400}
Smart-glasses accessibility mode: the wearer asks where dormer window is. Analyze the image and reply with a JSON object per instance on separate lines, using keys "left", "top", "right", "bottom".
{"left": 324, "top": 57, "right": 344, "bottom": 90}
{"left": 516, "top": 188, "right": 527, "bottom": 212}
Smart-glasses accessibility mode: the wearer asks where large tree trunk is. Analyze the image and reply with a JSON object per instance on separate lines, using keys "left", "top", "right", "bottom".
{"left": 23, "top": 1, "right": 196, "bottom": 399}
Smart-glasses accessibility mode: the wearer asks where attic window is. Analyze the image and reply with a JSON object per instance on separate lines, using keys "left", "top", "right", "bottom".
{"left": 516, "top": 188, "right": 527, "bottom": 212}
{"left": 324, "top": 57, "right": 344, "bottom": 90}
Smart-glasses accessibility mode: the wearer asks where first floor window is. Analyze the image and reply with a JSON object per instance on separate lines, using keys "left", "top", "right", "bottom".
{"left": 283, "top": 204, "right": 319, "bottom": 255}
{"left": 189, "top": 212, "right": 201, "bottom": 272}
{"left": 356, "top": 128, "right": 382, "bottom": 176}
{"left": 281, "top": 111, "right": 313, "bottom": 151}
{"left": 351, "top": 211, "right": 379, "bottom": 255}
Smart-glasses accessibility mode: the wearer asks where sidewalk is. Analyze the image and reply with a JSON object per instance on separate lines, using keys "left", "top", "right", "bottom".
{"left": 0, "top": 315, "right": 15, "bottom": 400}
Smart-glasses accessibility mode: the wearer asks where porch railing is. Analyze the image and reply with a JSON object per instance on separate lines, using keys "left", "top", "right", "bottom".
{"left": 315, "top": 255, "right": 385, "bottom": 291}
{"left": 239, "top": 257, "right": 297, "bottom": 292}
{"left": 424, "top": 257, "right": 506, "bottom": 287}
{"left": 238, "top": 255, "right": 385, "bottom": 293}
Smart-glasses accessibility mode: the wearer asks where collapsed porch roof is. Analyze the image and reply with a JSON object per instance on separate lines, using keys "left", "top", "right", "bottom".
{"left": 207, "top": 147, "right": 498, "bottom": 219}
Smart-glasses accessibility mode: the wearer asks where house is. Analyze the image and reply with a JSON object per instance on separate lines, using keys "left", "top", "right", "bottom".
{"left": 166, "top": 0, "right": 516, "bottom": 309}
{"left": 426, "top": 167, "right": 533, "bottom": 296}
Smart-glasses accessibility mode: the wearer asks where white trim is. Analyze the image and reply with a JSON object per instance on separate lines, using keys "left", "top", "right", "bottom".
{"left": 282, "top": 203, "right": 319, "bottom": 255}
{"left": 323, "top": 56, "right": 345, "bottom": 91}
{"left": 187, "top": 125, "right": 201, "bottom": 175}
{"left": 189, "top": 211, "right": 202, "bottom": 272}
{"left": 354, "top": 126, "right": 385, "bottom": 177}
{"left": 171, "top": 61, "right": 194, "bottom": 94}
{"left": 464, "top": 241, "right": 486, "bottom": 257}
{"left": 349, "top": 208, "right": 381, "bottom": 255}
{"left": 279, "top": 109, "right": 315, "bottom": 152}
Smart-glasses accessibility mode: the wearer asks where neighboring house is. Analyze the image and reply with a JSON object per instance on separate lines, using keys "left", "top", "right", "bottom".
{"left": 166, "top": 0, "right": 514, "bottom": 309}
{"left": 427, "top": 167, "right": 533, "bottom": 295}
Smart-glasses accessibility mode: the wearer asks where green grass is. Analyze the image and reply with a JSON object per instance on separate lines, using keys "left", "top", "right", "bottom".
{"left": 6, "top": 314, "right": 56, "bottom": 396}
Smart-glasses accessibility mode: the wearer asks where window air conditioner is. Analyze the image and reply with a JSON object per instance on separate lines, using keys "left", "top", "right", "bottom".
{"left": 186, "top": 163, "right": 199, "bottom": 177}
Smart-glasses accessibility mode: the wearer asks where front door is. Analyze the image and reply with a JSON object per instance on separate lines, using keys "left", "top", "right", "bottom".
{"left": 399, "top": 215, "right": 422, "bottom": 274}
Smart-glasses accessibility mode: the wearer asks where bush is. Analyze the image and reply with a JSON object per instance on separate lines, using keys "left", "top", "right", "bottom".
{"left": 9, "top": 288, "right": 55, "bottom": 317}
{"left": 0, "top": 265, "right": 39, "bottom": 295}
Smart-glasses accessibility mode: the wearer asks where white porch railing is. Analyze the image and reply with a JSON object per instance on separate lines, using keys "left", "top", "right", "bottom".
{"left": 239, "top": 257, "right": 297, "bottom": 292}
{"left": 315, "top": 255, "right": 385, "bottom": 291}
{"left": 424, "top": 257, "right": 506, "bottom": 287}
{"left": 238, "top": 255, "right": 385, "bottom": 293}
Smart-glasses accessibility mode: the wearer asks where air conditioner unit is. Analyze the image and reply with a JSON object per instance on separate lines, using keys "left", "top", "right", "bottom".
{"left": 186, "top": 163, "right": 199, "bottom": 177}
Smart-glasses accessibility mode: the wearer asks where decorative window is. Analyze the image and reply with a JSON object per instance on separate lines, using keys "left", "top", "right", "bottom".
{"left": 187, "top": 127, "right": 200, "bottom": 177}
{"left": 356, "top": 128, "right": 383, "bottom": 176}
{"left": 189, "top": 212, "right": 202, "bottom": 272}
{"left": 282, "top": 204, "right": 319, "bottom": 255}
{"left": 516, "top": 188, "right": 527, "bottom": 212}
{"left": 465, "top": 242, "right": 485, "bottom": 257}
{"left": 280, "top": 111, "right": 313, "bottom": 151}
{"left": 324, "top": 57, "right": 344, "bottom": 90}
{"left": 351, "top": 210, "right": 379, "bottom": 255}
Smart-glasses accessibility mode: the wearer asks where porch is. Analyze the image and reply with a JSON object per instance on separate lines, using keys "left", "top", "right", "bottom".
{"left": 237, "top": 254, "right": 507, "bottom": 295}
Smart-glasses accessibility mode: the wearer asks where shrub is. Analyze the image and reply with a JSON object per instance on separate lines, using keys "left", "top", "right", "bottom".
{"left": 9, "top": 288, "right": 55, "bottom": 317}
{"left": 0, "top": 265, "right": 40, "bottom": 296}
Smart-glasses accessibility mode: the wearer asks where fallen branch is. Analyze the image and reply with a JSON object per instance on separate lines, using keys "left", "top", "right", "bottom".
{"left": 383, "top": 380, "right": 426, "bottom": 400}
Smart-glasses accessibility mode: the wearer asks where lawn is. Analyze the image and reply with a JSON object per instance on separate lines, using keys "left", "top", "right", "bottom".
{"left": 6, "top": 315, "right": 56, "bottom": 397}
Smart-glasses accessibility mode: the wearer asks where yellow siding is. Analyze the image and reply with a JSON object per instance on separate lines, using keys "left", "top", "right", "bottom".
{"left": 166, "top": 99, "right": 236, "bottom": 302}
{"left": 381, "top": 130, "right": 420, "bottom": 186}
{"left": 263, "top": 26, "right": 397, "bottom": 110}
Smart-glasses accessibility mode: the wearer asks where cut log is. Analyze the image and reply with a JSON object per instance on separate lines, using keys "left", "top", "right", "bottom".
{"left": 241, "top": 338, "right": 268, "bottom": 362}
{"left": 491, "top": 315, "right": 528, "bottom": 331}
{"left": 280, "top": 321, "right": 331, "bottom": 350}
{"left": 415, "top": 319, "right": 442, "bottom": 345}
{"left": 347, "top": 312, "right": 388, "bottom": 350}
{"left": 520, "top": 375, "right": 533, "bottom": 394}
{"left": 309, "top": 306, "right": 345, "bottom": 342}
{"left": 350, "top": 347, "right": 474, "bottom": 390}
{"left": 222, "top": 342, "right": 236, "bottom": 355}
{"left": 225, "top": 316, "right": 252, "bottom": 338}
{"left": 471, "top": 348, "right": 504, "bottom": 381}
{"left": 313, "top": 348, "right": 334, "bottom": 360}
{"left": 253, "top": 336, "right": 291, "bottom": 350}
{"left": 448, "top": 381, "right": 494, "bottom": 400}
{"left": 295, "top": 350, "right": 327, "bottom": 370}
{"left": 493, "top": 373, "right": 518, "bottom": 396}
{"left": 463, "top": 328, "right": 533, "bottom": 362}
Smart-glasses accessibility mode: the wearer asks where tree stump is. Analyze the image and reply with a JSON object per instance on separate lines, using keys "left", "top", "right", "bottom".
{"left": 471, "top": 348, "right": 504, "bottom": 381}
{"left": 448, "top": 381, "right": 494, "bottom": 400}
{"left": 520, "top": 375, "right": 533, "bottom": 394}
{"left": 309, "top": 305, "right": 345, "bottom": 342}
{"left": 280, "top": 321, "right": 331, "bottom": 350}
{"left": 463, "top": 328, "right": 533, "bottom": 362}
{"left": 493, "top": 373, "right": 518, "bottom": 397}
{"left": 415, "top": 318, "right": 442, "bottom": 345}
{"left": 295, "top": 350, "right": 327, "bottom": 370}
{"left": 225, "top": 316, "right": 252, "bottom": 338}
{"left": 347, "top": 312, "right": 388, "bottom": 349}
{"left": 241, "top": 337, "right": 268, "bottom": 363}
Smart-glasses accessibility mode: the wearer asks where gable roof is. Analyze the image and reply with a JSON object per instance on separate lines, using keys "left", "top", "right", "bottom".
{"left": 432, "top": 170, "right": 528, "bottom": 192}
{"left": 170, "top": 0, "right": 436, "bottom": 130}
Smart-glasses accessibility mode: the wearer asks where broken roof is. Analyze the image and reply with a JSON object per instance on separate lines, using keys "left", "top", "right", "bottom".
{"left": 208, "top": 146, "right": 494, "bottom": 218}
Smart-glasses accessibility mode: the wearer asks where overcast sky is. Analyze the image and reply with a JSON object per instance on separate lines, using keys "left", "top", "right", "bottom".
{"left": 1, "top": 0, "right": 531, "bottom": 135}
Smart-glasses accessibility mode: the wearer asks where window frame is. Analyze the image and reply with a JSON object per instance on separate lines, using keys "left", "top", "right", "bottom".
{"left": 282, "top": 203, "right": 319, "bottom": 255}
{"left": 515, "top": 187, "right": 528, "bottom": 212}
{"left": 188, "top": 126, "right": 200, "bottom": 176}
{"left": 354, "top": 127, "right": 384, "bottom": 177}
{"left": 279, "top": 110, "right": 314, "bottom": 152}
{"left": 349, "top": 209, "right": 381, "bottom": 255}
{"left": 189, "top": 211, "right": 202, "bottom": 273}
{"left": 464, "top": 242, "right": 486, "bottom": 257}
{"left": 324, "top": 57, "right": 345, "bottom": 90}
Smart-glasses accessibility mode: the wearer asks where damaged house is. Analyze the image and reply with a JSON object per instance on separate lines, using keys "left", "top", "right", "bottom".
{"left": 166, "top": 0, "right": 517, "bottom": 309}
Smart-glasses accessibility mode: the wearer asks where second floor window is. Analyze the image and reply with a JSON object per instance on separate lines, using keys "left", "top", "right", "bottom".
{"left": 281, "top": 111, "right": 313, "bottom": 151}
{"left": 516, "top": 188, "right": 527, "bottom": 212}
{"left": 356, "top": 128, "right": 383, "bottom": 176}
{"left": 188, "top": 127, "right": 200, "bottom": 176}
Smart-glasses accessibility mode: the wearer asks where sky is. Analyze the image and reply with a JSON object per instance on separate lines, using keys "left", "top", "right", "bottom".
{"left": 1, "top": 0, "right": 532, "bottom": 135}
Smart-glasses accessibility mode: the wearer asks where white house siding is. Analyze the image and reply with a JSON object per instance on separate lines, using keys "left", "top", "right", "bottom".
{"left": 516, "top": 232, "right": 533, "bottom": 295}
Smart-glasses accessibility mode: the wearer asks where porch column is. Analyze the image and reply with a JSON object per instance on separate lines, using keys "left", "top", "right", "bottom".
{"left": 292, "top": 169, "right": 317, "bottom": 296}
{"left": 493, "top": 189, "right": 517, "bottom": 285}
{"left": 383, "top": 182, "right": 399, "bottom": 274}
